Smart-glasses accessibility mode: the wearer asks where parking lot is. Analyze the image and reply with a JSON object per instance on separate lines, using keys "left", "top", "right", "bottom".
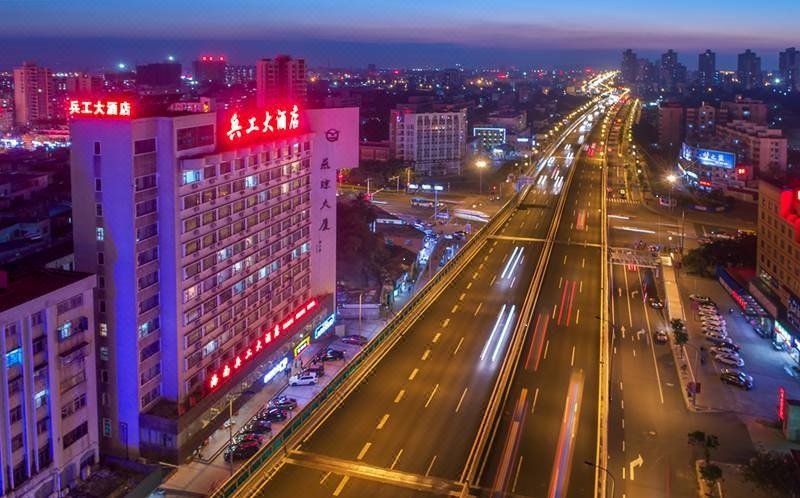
{"left": 677, "top": 274, "right": 800, "bottom": 420}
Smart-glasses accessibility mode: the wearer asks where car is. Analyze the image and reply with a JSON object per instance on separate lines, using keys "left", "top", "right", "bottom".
{"left": 715, "top": 353, "right": 745, "bottom": 368}
{"left": 690, "top": 294, "right": 713, "bottom": 303}
{"left": 701, "top": 318, "right": 726, "bottom": 326}
{"left": 453, "top": 231, "right": 467, "bottom": 240}
{"left": 648, "top": 297, "right": 664, "bottom": 309}
{"left": 704, "top": 329, "right": 728, "bottom": 338}
{"left": 256, "top": 407, "right": 288, "bottom": 422}
{"left": 289, "top": 373, "right": 318, "bottom": 386}
{"left": 340, "top": 335, "right": 369, "bottom": 346}
{"left": 240, "top": 420, "right": 272, "bottom": 435}
{"left": 302, "top": 364, "right": 325, "bottom": 377}
{"left": 654, "top": 329, "right": 669, "bottom": 344}
{"left": 268, "top": 395, "right": 298, "bottom": 410}
{"left": 702, "top": 323, "right": 727, "bottom": 331}
{"left": 705, "top": 334, "right": 735, "bottom": 346}
{"left": 720, "top": 369, "right": 753, "bottom": 390}
{"left": 697, "top": 302, "right": 718, "bottom": 309}
{"left": 231, "top": 433, "right": 263, "bottom": 445}
{"left": 698, "top": 306, "right": 720, "bottom": 313}
{"left": 314, "top": 348, "right": 345, "bottom": 362}
{"left": 223, "top": 440, "right": 260, "bottom": 462}
{"left": 710, "top": 343, "right": 741, "bottom": 354}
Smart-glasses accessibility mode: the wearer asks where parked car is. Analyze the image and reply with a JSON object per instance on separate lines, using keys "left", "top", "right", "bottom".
{"left": 223, "top": 440, "right": 260, "bottom": 462}
{"left": 704, "top": 331, "right": 728, "bottom": 340}
{"left": 703, "top": 324, "right": 727, "bottom": 333}
{"left": 314, "top": 348, "right": 345, "bottom": 362}
{"left": 302, "top": 364, "right": 325, "bottom": 377}
{"left": 231, "top": 433, "right": 263, "bottom": 445}
{"left": 240, "top": 420, "right": 272, "bottom": 435}
{"left": 654, "top": 329, "right": 669, "bottom": 344}
{"left": 690, "top": 294, "right": 713, "bottom": 303}
{"left": 340, "top": 335, "right": 369, "bottom": 346}
{"left": 256, "top": 407, "right": 288, "bottom": 422}
{"left": 648, "top": 297, "right": 664, "bottom": 309}
{"left": 289, "top": 373, "right": 318, "bottom": 386}
{"left": 705, "top": 334, "right": 735, "bottom": 346}
{"left": 720, "top": 369, "right": 754, "bottom": 390}
{"left": 268, "top": 395, "right": 298, "bottom": 410}
{"left": 710, "top": 343, "right": 741, "bottom": 354}
{"left": 714, "top": 353, "right": 745, "bottom": 368}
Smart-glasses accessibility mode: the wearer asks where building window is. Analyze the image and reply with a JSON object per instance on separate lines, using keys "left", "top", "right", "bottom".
{"left": 96, "top": 227, "right": 105, "bottom": 241}
{"left": 138, "top": 271, "right": 159, "bottom": 290}
{"left": 11, "top": 433, "right": 23, "bottom": 451}
{"left": 102, "top": 417, "right": 112, "bottom": 437}
{"left": 63, "top": 421, "right": 89, "bottom": 449}
{"left": 100, "top": 346, "right": 109, "bottom": 362}
{"left": 9, "top": 405, "right": 22, "bottom": 424}
{"left": 96, "top": 203, "right": 103, "bottom": 217}
{"left": 94, "top": 141, "right": 101, "bottom": 155}
{"left": 5, "top": 347, "right": 22, "bottom": 367}
{"left": 34, "top": 390, "right": 48, "bottom": 409}
{"left": 141, "top": 385, "right": 162, "bottom": 408}
{"left": 134, "top": 138, "right": 156, "bottom": 155}
{"left": 138, "top": 317, "right": 160, "bottom": 339}
{"left": 176, "top": 124, "right": 215, "bottom": 151}
{"left": 101, "top": 392, "right": 109, "bottom": 406}
{"left": 182, "top": 170, "right": 202, "bottom": 185}
{"left": 95, "top": 178, "right": 102, "bottom": 192}
{"left": 135, "top": 174, "right": 157, "bottom": 191}
{"left": 32, "top": 336, "right": 46, "bottom": 355}
{"left": 138, "top": 294, "right": 159, "bottom": 314}
{"left": 37, "top": 417, "right": 49, "bottom": 435}
{"left": 98, "top": 252, "right": 105, "bottom": 265}
{"left": 136, "top": 199, "right": 157, "bottom": 217}
{"left": 140, "top": 340, "right": 161, "bottom": 362}
{"left": 100, "top": 369, "right": 109, "bottom": 383}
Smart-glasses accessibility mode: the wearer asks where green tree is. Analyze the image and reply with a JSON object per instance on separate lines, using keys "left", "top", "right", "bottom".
{"left": 688, "top": 430, "right": 719, "bottom": 463}
{"left": 741, "top": 451, "right": 800, "bottom": 498}
{"left": 699, "top": 463, "right": 724, "bottom": 496}
{"left": 671, "top": 319, "right": 689, "bottom": 357}
{"left": 683, "top": 248, "right": 711, "bottom": 276}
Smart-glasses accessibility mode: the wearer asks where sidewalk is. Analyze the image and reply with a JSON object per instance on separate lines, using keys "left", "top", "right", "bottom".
{"left": 155, "top": 317, "right": 387, "bottom": 497}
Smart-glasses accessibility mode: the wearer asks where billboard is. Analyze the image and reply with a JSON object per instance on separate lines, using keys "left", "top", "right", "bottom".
{"left": 680, "top": 144, "right": 736, "bottom": 169}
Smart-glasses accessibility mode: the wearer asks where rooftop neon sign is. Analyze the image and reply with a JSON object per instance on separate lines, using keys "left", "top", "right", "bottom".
{"left": 223, "top": 104, "right": 302, "bottom": 145}
{"left": 69, "top": 99, "right": 132, "bottom": 118}
{"left": 207, "top": 298, "right": 317, "bottom": 391}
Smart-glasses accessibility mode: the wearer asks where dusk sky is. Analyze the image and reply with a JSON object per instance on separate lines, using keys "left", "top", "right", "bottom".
{"left": 2, "top": 0, "right": 799, "bottom": 70}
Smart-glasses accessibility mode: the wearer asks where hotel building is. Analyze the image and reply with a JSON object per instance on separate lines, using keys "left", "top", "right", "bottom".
{"left": 69, "top": 98, "right": 356, "bottom": 463}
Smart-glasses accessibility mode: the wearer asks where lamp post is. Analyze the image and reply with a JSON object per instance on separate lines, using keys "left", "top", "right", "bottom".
{"left": 666, "top": 174, "right": 677, "bottom": 216}
{"left": 475, "top": 159, "right": 488, "bottom": 194}
{"left": 584, "top": 460, "right": 616, "bottom": 498}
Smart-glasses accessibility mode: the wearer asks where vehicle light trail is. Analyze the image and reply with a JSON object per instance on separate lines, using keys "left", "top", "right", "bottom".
{"left": 480, "top": 305, "right": 508, "bottom": 361}
{"left": 547, "top": 370, "right": 586, "bottom": 498}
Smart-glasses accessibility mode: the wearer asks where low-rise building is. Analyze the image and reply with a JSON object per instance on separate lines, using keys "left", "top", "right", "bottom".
{"left": 390, "top": 105, "right": 467, "bottom": 176}
{"left": 0, "top": 269, "right": 99, "bottom": 497}
{"left": 716, "top": 119, "right": 787, "bottom": 173}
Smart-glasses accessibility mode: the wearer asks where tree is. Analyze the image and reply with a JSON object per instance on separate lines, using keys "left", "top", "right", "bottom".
{"left": 683, "top": 248, "right": 711, "bottom": 276}
{"left": 671, "top": 319, "right": 689, "bottom": 357}
{"left": 688, "top": 430, "right": 719, "bottom": 463}
{"left": 699, "top": 462, "right": 723, "bottom": 494}
{"left": 741, "top": 451, "right": 800, "bottom": 498}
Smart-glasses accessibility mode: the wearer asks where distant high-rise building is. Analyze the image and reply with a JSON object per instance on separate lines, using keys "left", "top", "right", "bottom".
{"left": 721, "top": 96, "right": 768, "bottom": 125}
{"left": 224, "top": 64, "right": 255, "bottom": 86}
{"left": 659, "top": 50, "right": 683, "bottom": 91}
{"left": 65, "top": 74, "right": 105, "bottom": 96}
{"left": 779, "top": 47, "right": 799, "bottom": 91}
{"left": 13, "top": 61, "right": 54, "bottom": 126}
{"left": 737, "top": 49, "right": 762, "bottom": 89}
{"left": 658, "top": 102, "right": 684, "bottom": 146}
{"left": 698, "top": 49, "right": 716, "bottom": 87}
{"left": 135, "top": 62, "right": 182, "bottom": 88}
{"left": 256, "top": 55, "right": 307, "bottom": 107}
{"left": 390, "top": 105, "right": 467, "bottom": 176}
{"left": 192, "top": 56, "right": 226, "bottom": 85}
{"left": 621, "top": 49, "right": 638, "bottom": 85}
{"left": 637, "top": 58, "right": 657, "bottom": 84}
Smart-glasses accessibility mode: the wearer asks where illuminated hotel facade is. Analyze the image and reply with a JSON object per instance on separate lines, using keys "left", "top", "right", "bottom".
{"left": 69, "top": 99, "right": 356, "bottom": 462}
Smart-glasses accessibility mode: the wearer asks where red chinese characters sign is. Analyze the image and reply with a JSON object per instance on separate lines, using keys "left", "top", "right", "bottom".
{"left": 69, "top": 99, "right": 132, "bottom": 118}
{"left": 222, "top": 104, "right": 302, "bottom": 146}
{"left": 207, "top": 298, "right": 318, "bottom": 391}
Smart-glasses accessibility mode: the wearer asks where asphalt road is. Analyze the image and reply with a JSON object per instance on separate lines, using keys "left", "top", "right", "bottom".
{"left": 246, "top": 103, "right": 609, "bottom": 498}
{"left": 477, "top": 119, "right": 606, "bottom": 498}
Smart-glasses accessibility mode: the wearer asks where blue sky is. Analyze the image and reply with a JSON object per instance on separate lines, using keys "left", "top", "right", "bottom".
{"left": 1, "top": 0, "right": 798, "bottom": 69}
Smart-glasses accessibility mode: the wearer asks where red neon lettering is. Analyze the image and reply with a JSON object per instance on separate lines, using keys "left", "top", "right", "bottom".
{"left": 255, "top": 339, "right": 262, "bottom": 351}
{"left": 222, "top": 364, "right": 231, "bottom": 378}
{"left": 282, "top": 318, "right": 294, "bottom": 330}
{"left": 234, "top": 356, "right": 242, "bottom": 369}
{"left": 306, "top": 300, "right": 317, "bottom": 311}
{"left": 245, "top": 348, "right": 253, "bottom": 360}
{"left": 209, "top": 374, "right": 219, "bottom": 388}
{"left": 779, "top": 387, "right": 786, "bottom": 420}
{"left": 265, "top": 332, "right": 272, "bottom": 344}
{"left": 69, "top": 100, "right": 80, "bottom": 115}
{"left": 295, "top": 309, "right": 306, "bottom": 320}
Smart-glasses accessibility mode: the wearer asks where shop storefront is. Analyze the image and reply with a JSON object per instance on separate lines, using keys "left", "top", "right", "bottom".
{"left": 774, "top": 320, "right": 800, "bottom": 364}
{"left": 717, "top": 266, "right": 772, "bottom": 335}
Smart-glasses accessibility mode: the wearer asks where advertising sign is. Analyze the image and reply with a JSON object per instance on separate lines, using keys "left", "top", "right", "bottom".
{"left": 695, "top": 148, "right": 736, "bottom": 169}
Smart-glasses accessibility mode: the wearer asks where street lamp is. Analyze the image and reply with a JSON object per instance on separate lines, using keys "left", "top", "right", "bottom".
{"left": 584, "top": 460, "right": 616, "bottom": 498}
{"left": 475, "top": 159, "right": 488, "bottom": 194}
{"left": 666, "top": 174, "right": 677, "bottom": 215}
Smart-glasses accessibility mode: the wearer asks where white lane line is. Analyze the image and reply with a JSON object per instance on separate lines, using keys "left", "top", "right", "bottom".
{"left": 489, "top": 247, "right": 494, "bottom": 254}
{"left": 433, "top": 332, "right": 441, "bottom": 344}
{"left": 531, "top": 387, "right": 540, "bottom": 414}
{"left": 570, "top": 345, "right": 576, "bottom": 366}
{"left": 357, "top": 442, "right": 371, "bottom": 461}
{"left": 621, "top": 399, "right": 625, "bottom": 410}
{"left": 333, "top": 475, "right": 350, "bottom": 496}
{"left": 575, "top": 308, "right": 580, "bottom": 325}
{"left": 552, "top": 304, "right": 557, "bottom": 319}
{"left": 579, "top": 280, "right": 583, "bottom": 293}
{"left": 454, "top": 337, "right": 464, "bottom": 355}
{"left": 511, "top": 276, "right": 517, "bottom": 287}
{"left": 474, "top": 302, "right": 483, "bottom": 316}
{"left": 422, "top": 349, "right": 431, "bottom": 361}
{"left": 582, "top": 257, "right": 585, "bottom": 268}
{"left": 512, "top": 455, "right": 524, "bottom": 493}
{"left": 451, "top": 304, "right": 459, "bottom": 313}
{"left": 376, "top": 414, "right": 389, "bottom": 430}
{"left": 409, "top": 368, "right": 419, "bottom": 380}
{"left": 459, "top": 293, "right": 466, "bottom": 301}
{"left": 493, "top": 240, "right": 498, "bottom": 247}
{"left": 390, "top": 448, "right": 403, "bottom": 470}
{"left": 484, "top": 255, "right": 489, "bottom": 262}
{"left": 466, "top": 283, "right": 473, "bottom": 293}
{"left": 619, "top": 381, "right": 623, "bottom": 391}
{"left": 394, "top": 389, "right": 405, "bottom": 403}
{"left": 472, "top": 272, "right": 479, "bottom": 279}
{"left": 320, "top": 472, "right": 331, "bottom": 485}
{"left": 425, "top": 456, "right": 437, "bottom": 476}
{"left": 632, "top": 349, "right": 636, "bottom": 358}
{"left": 490, "top": 275, "right": 497, "bottom": 286}
{"left": 442, "top": 318, "right": 450, "bottom": 328}
{"left": 621, "top": 418, "right": 625, "bottom": 429}
{"left": 543, "top": 340, "right": 550, "bottom": 360}
{"left": 563, "top": 255, "right": 568, "bottom": 264}
{"left": 479, "top": 263, "right": 484, "bottom": 270}
{"left": 425, "top": 384, "right": 439, "bottom": 408}
{"left": 455, "top": 387, "right": 468, "bottom": 412}
{"left": 622, "top": 440, "right": 626, "bottom": 453}
{"left": 559, "top": 277, "right": 563, "bottom": 288}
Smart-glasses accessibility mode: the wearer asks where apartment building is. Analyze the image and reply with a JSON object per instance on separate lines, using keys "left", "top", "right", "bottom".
{"left": 13, "top": 62, "right": 54, "bottom": 126}
{"left": 715, "top": 119, "right": 787, "bottom": 173}
{"left": 389, "top": 106, "right": 467, "bottom": 176}
{"left": 0, "top": 270, "right": 99, "bottom": 497}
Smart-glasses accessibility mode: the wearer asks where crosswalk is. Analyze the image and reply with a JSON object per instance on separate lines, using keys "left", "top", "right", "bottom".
{"left": 607, "top": 197, "right": 641, "bottom": 206}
